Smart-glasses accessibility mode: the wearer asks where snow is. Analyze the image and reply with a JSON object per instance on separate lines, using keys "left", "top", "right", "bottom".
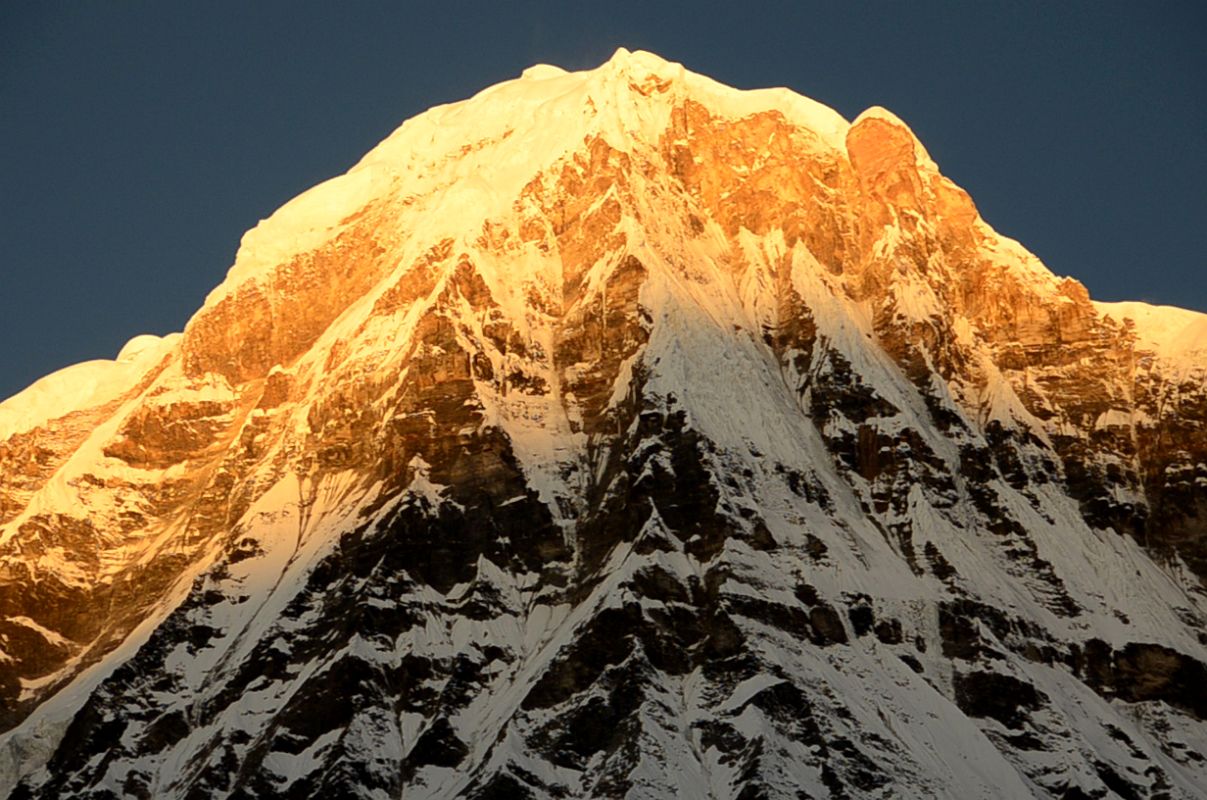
{"left": 0, "top": 514, "right": 207, "bottom": 797}
{"left": 203, "top": 166, "right": 393, "bottom": 309}
{"left": 193, "top": 47, "right": 852, "bottom": 318}
{"left": 520, "top": 64, "right": 569, "bottom": 81}
{"left": 1095, "top": 299, "right": 1207, "bottom": 370}
{"left": 1094, "top": 408, "right": 1132, "bottom": 430}
{"left": 6, "top": 617, "right": 74, "bottom": 650}
{"left": 0, "top": 333, "right": 178, "bottom": 441}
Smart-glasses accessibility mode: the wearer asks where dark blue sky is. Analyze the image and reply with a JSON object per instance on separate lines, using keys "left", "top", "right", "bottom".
{"left": 2, "top": 2, "right": 1204, "bottom": 401}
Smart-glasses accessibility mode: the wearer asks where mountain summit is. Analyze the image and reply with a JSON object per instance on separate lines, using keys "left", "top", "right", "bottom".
{"left": 2, "top": 49, "right": 1205, "bottom": 799}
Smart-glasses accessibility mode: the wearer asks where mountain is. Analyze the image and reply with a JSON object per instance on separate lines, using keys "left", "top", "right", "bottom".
{"left": 1, "top": 48, "right": 1205, "bottom": 799}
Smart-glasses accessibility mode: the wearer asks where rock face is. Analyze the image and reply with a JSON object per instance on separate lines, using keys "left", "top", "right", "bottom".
{"left": 1, "top": 49, "right": 1206, "bottom": 799}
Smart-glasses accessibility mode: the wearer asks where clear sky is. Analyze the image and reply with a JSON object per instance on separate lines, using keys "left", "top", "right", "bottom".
{"left": 2, "top": 1, "right": 1204, "bottom": 401}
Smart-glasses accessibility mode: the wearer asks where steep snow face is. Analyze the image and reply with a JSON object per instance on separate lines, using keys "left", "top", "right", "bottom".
{"left": 2, "top": 49, "right": 1207, "bottom": 799}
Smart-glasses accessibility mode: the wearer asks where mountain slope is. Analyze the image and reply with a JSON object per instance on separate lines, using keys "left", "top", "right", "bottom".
{"left": 1, "top": 49, "right": 1205, "bottom": 799}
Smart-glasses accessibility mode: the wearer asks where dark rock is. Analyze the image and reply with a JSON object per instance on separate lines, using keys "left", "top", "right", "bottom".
{"left": 953, "top": 671, "right": 1046, "bottom": 729}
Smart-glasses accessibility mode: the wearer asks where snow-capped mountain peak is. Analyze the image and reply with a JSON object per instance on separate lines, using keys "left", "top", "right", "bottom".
{"left": 1, "top": 51, "right": 1205, "bottom": 799}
